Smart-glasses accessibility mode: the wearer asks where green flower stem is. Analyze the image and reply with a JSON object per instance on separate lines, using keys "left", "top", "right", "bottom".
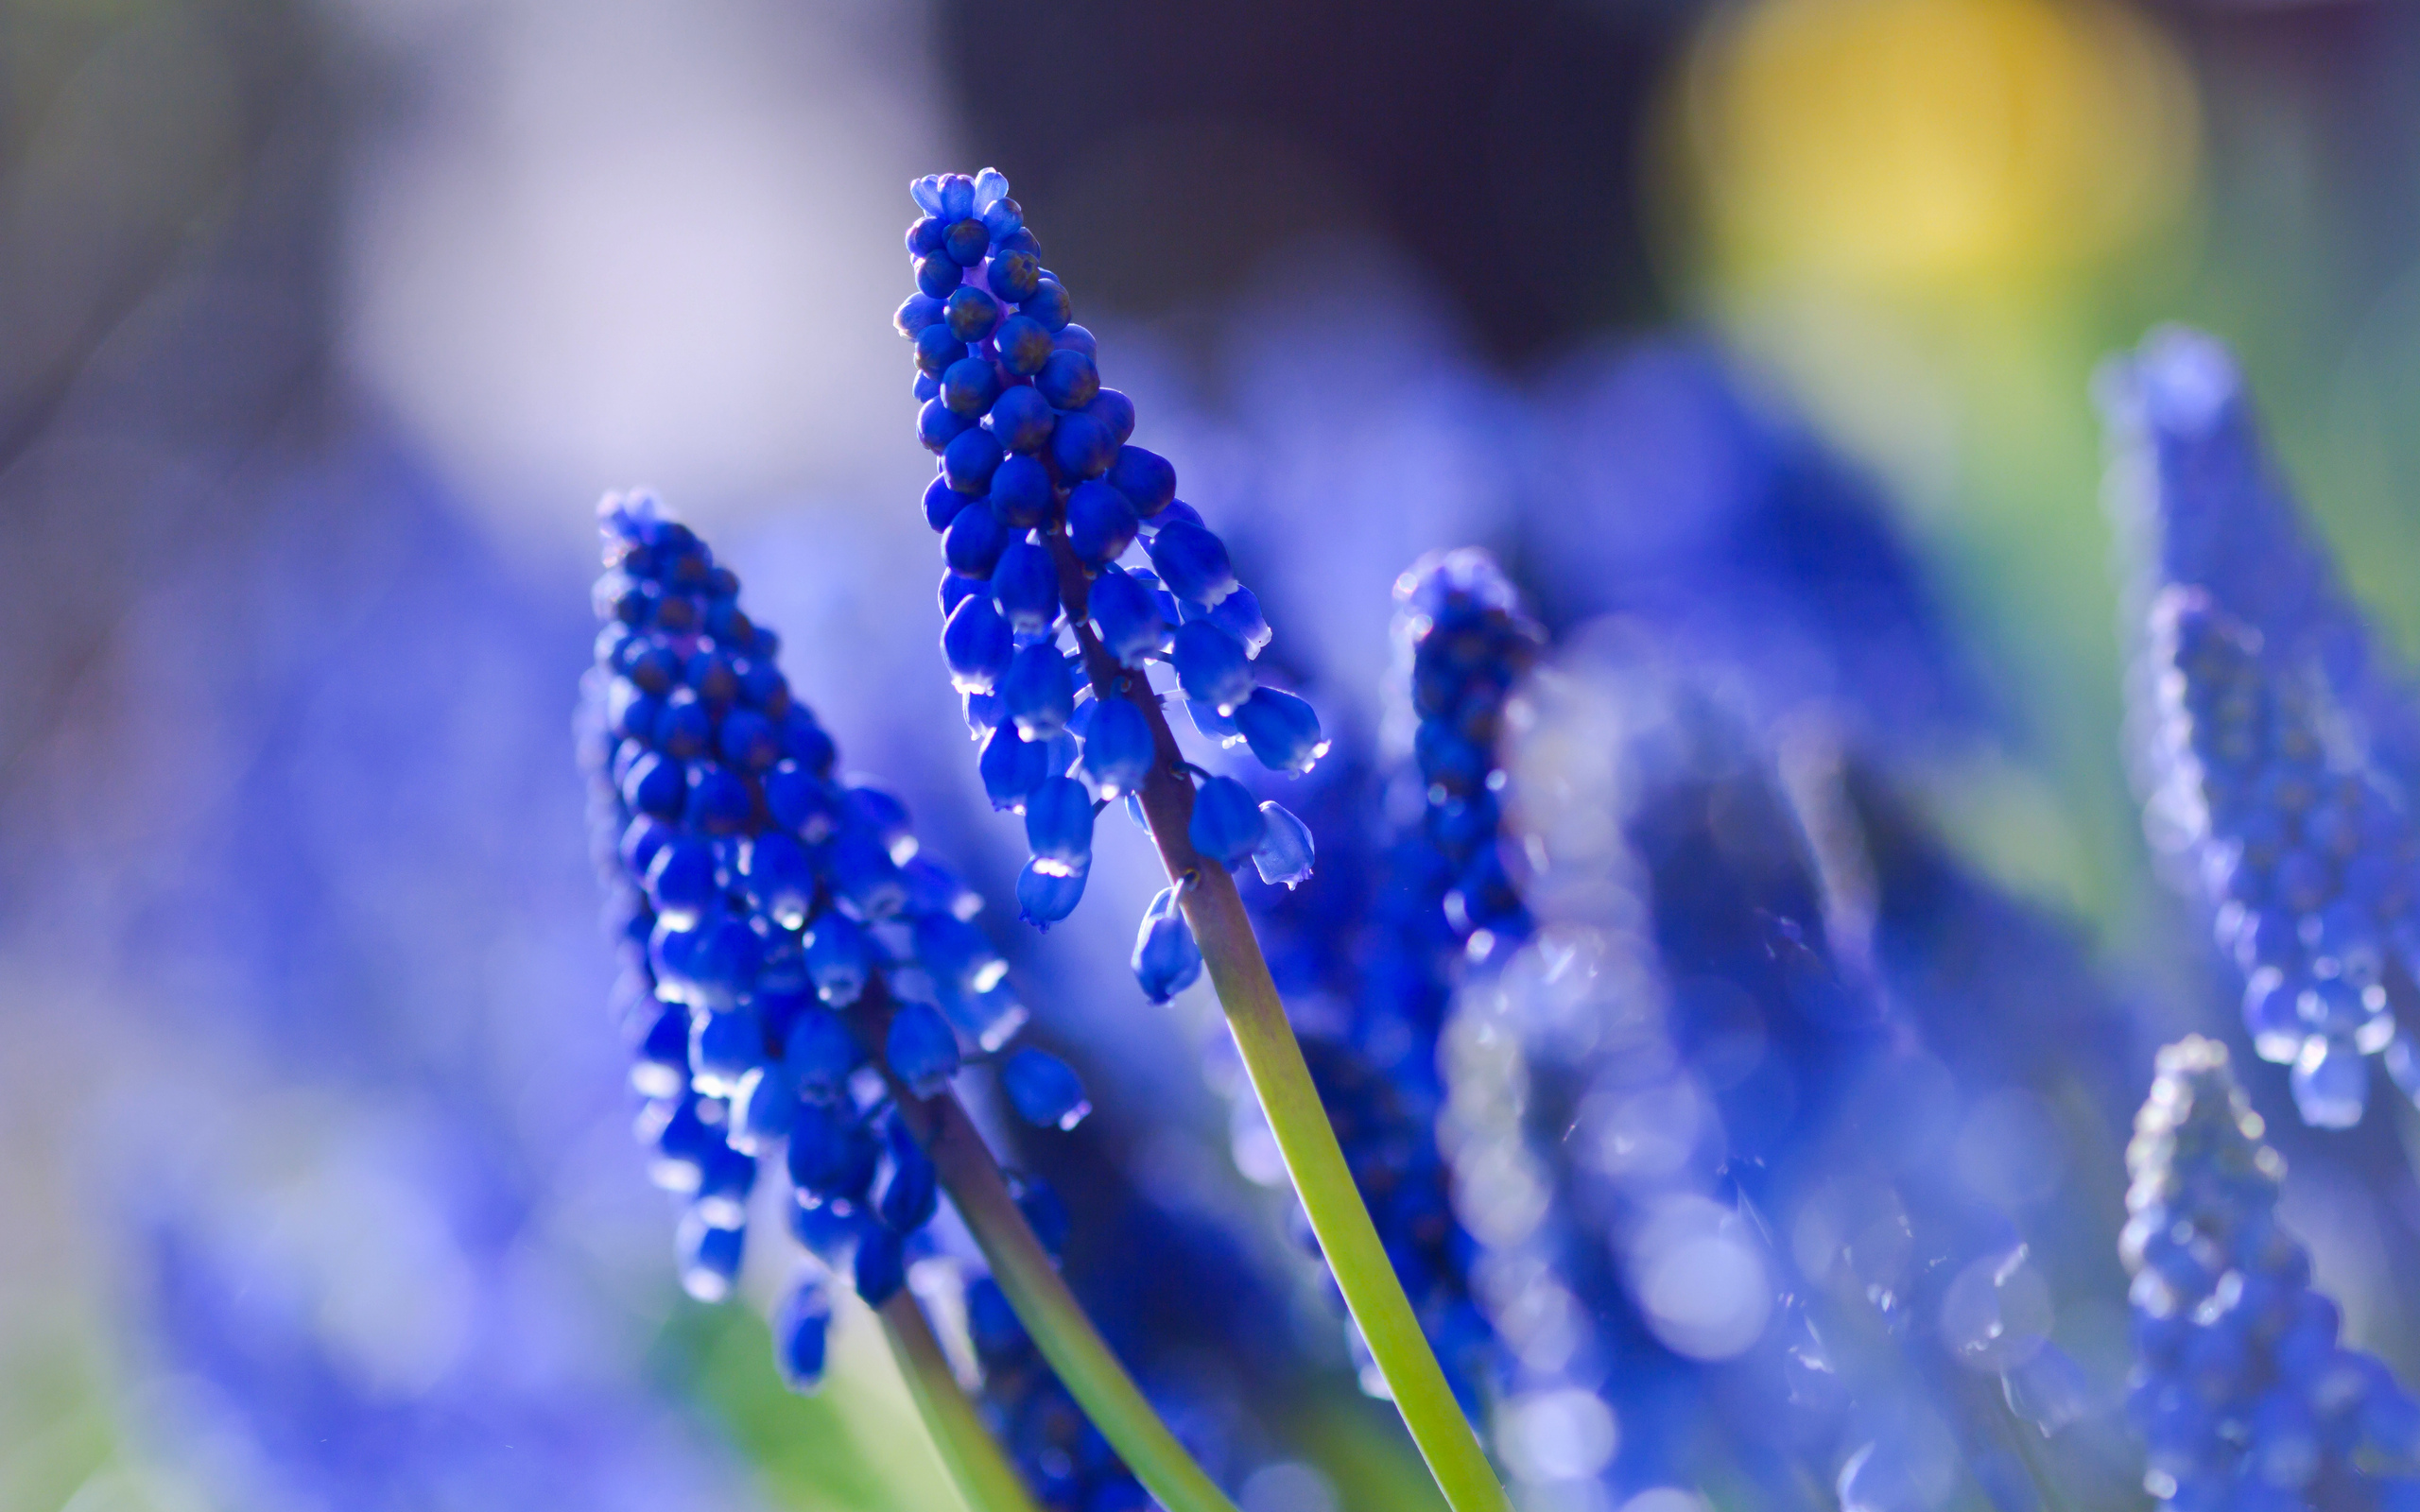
{"left": 887, "top": 1079, "right": 1242, "bottom": 1512}
{"left": 1050, "top": 538, "right": 1512, "bottom": 1512}
{"left": 876, "top": 1291, "right": 1043, "bottom": 1512}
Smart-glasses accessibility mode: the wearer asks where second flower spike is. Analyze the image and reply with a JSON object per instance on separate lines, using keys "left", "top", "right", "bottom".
{"left": 894, "top": 167, "right": 1322, "bottom": 954}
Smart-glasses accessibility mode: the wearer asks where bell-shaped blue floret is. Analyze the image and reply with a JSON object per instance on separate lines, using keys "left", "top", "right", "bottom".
{"left": 914, "top": 911, "right": 1008, "bottom": 997}
{"left": 1025, "top": 776, "right": 1096, "bottom": 877}
{"left": 1145, "top": 519, "right": 1237, "bottom": 606}
{"left": 987, "top": 384, "right": 1054, "bottom": 454}
{"left": 1017, "top": 856, "right": 1088, "bottom": 927}
{"left": 1078, "top": 696, "right": 1154, "bottom": 799}
{"left": 1172, "top": 621, "right": 1254, "bottom": 713}
{"left": 645, "top": 836, "right": 718, "bottom": 926}
{"left": 728, "top": 1063, "right": 798, "bottom": 1156}
{"left": 1188, "top": 698, "right": 1241, "bottom": 746}
{"left": 961, "top": 690, "right": 1002, "bottom": 737}
{"left": 694, "top": 1143, "right": 758, "bottom": 1229}
{"left": 1034, "top": 348, "right": 1099, "bottom": 409}
{"left": 873, "top": 1113, "right": 939, "bottom": 1233}
{"left": 942, "top": 496, "right": 1008, "bottom": 577}
{"left": 785, "top": 1005, "right": 862, "bottom": 1100}
{"left": 828, "top": 829, "right": 908, "bottom": 919}
{"left": 765, "top": 760, "right": 842, "bottom": 841}
{"left": 677, "top": 1209, "right": 745, "bottom": 1303}
{"left": 854, "top": 1223, "right": 906, "bottom": 1306}
{"left": 886, "top": 1000, "right": 961, "bottom": 1096}
{"left": 685, "top": 761, "right": 753, "bottom": 834}
{"left": 923, "top": 472, "right": 968, "bottom": 532}
{"left": 846, "top": 787, "right": 915, "bottom": 859}
{"left": 688, "top": 1002, "right": 767, "bottom": 1098}
{"left": 1001, "top": 1048, "right": 1092, "bottom": 1130}
{"left": 1049, "top": 409, "right": 1117, "bottom": 480}
{"left": 1088, "top": 571, "right": 1166, "bottom": 667}
{"left": 717, "top": 708, "right": 781, "bottom": 771}
{"left": 939, "top": 418, "right": 1006, "bottom": 495}
{"left": 631, "top": 999, "right": 690, "bottom": 1099}
{"left": 991, "top": 538, "right": 1060, "bottom": 635}
{"left": 1107, "top": 443, "right": 1176, "bottom": 518}
{"left": 1132, "top": 885, "right": 1203, "bottom": 1004}
{"left": 772, "top": 1274, "right": 832, "bottom": 1393}
{"left": 1235, "top": 687, "right": 1326, "bottom": 774}
{"left": 1188, "top": 775, "right": 1267, "bottom": 869}
{"left": 989, "top": 454, "right": 1054, "bottom": 528}
{"left": 639, "top": 1091, "right": 722, "bottom": 1193}
{"left": 666, "top": 911, "right": 762, "bottom": 1011}
{"left": 941, "top": 353, "right": 1002, "bottom": 416}
{"left": 1194, "top": 586, "right": 1271, "bottom": 658}
{"left": 1002, "top": 641, "right": 1075, "bottom": 740}
{"left": 942, "top": 587, "right": 1013, "bottom": 694}
{"left": 787, "top": 1099, "right": 877, "bottom": 1208}
{"left": 918, "top": 393, "right": 970, "bottom": 449}
{"left": 621, "top": 750, "right": 685, "bottom": 819}
{"left": 740, "top": 831, "right": 816, "bottom": 929}
{"left": 903, "top": 855, "right": 981, "bottom": 921}
{"left": 979, "top": 722, "right": 1049, "bottom": 811}
{"left": 1252, "top": 801, "right": 1315, "bottom": 889}
{"left": 804, "top": 913, "right": 872, "bottom": 1006}
{"left": 994, "top": 314, "right": 1051, "bottom": 377}
{"left": 2292, "top": 1036, "right": 2369, "bottom": 1129}
{"left": 1066, "top": 479, "right": 1138, "bottom": 567}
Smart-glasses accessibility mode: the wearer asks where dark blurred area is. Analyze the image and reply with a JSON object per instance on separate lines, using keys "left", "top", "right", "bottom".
{"left": 934, "top": 0, "right": 1689, "bottom": 363}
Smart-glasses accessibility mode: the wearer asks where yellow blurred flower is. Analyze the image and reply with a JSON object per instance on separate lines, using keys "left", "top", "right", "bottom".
{"left": 1676, "top": 0, "right": 2199, "bottom": 289}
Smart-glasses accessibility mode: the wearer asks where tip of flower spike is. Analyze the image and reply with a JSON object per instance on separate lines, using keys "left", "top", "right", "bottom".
{"left": 2099, "top": 325, "right": 2245, "bottom": 443}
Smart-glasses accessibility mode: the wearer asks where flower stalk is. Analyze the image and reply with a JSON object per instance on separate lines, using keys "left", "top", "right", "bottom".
{"left": 877, "top": 1292, "right": 1044, "bottom": 1512}
{"left": 855, "top": 987, "right": 1240, "bottom": 1512}
{"left": 1051, "top": 540, "right": 1512, "bottom": 1512}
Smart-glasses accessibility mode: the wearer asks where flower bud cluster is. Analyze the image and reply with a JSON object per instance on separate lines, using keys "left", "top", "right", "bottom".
{"left": 2107, "top": 328, "right": 2420, "bottom": 1129}
{"left": 2123, "top": 1035, "right": 2420, "bottom": 1506}
{"left": 892, "top": 168, "right": 1322, "bottom": 991}
{"left": 579, "top": 492, "right": 1088, "bottom": 1381}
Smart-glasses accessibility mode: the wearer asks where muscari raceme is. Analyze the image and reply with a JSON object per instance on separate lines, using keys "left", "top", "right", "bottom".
{"left": 893, "top": 167, "right": 1322, "bottom": 982}
{"left": 1226, "top": 548, "right": 1542, "bottom": 1416}
{"left": 2105, "top": 327, "right": 2420, "bottom": 1130}
{"left": 2123, "top": 1036, "right": 2420, "bottom": 1509}
{"left": 579, "top": 490, "right": 1091, "bottom": 1384}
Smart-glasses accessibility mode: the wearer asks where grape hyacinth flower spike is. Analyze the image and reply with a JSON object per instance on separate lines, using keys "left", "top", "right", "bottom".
{"left": 2123, "top": 1037, "right": 2420, "bottom": 1506}
{"left": 2104, "top": 328, "right": 2420, "bottom": 1129}
{"left": 579, "top": 491, "right": 1228, "bottom": 1512}
{"left": 895, "top": 169, "right": 1508, "bottom": 1512}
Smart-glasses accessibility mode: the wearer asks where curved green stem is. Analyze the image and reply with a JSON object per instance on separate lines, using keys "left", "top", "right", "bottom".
{"left": 888, "top": 1079, "right": 1241, "bottom": 1512}
{"left": 1049, "top": 541, "right": 1512, "bottom": 1512}
{"left": 878, "top": 1292, "right": 1044, "bottom": 1512}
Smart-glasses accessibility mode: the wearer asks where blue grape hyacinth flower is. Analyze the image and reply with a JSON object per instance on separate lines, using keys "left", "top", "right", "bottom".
{"left": 2122, "top": 1036, "right": 2420, "bottom": 1507}
{"left": 895, "top": 167, "right": 1322, "bottom": 975}
{"left": 1229, "top": 549, "right": 1541, "bottom": 1416}
{"left": 2104, "top": 328, "right": 2420, "bottom": 1128}
{"left": 579, "top": 490, "right": 1088, "bottom": 1340}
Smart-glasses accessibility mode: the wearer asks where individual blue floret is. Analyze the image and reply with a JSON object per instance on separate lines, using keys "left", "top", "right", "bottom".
{"left": 1001, "top": 1047, "right": 1094, "bottom": 1131}
{"left": 2122, "top": 1036, "right": 2420, "bottom": 1506}
{"left": 2104, "top": 328, "right": 2420, "bottom": 1128}
{"left": 1133, "top": 885, "right": 1204, "bottom": 1004}
{"left": 893, "top": 166, "right": 1325, "bottom": 943}
{"left": 773, "top": 1272, "right": 833, "bottom": 1392}
{"left": 579, "top": 490, "right": 1089, "bottom": 1321}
